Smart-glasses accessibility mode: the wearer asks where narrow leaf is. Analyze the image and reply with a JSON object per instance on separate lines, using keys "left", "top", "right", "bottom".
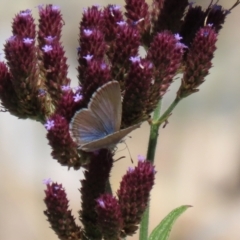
{"left": 148, "top": 205, "right": 191, "bottom": 240}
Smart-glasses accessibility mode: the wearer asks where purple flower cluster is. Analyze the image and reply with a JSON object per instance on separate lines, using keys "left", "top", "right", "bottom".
{"left": 0, "top": 1, "right": 238, "bottom": 239}
{"left": 44, "top": 180, "right": 83, "bottom": 239}
{"left": 44, "top": 154, "right": 155, "bottom": 239}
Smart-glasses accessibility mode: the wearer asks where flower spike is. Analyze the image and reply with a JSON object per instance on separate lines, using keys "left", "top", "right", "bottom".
{"left": 178, "top": 25, "right": 217, "bottom": 98}
{"left": 44, "top": 181, "right": 83, "bottom": 239}
{"left": 117, "top": 158, "right": 155, "bottom": 237}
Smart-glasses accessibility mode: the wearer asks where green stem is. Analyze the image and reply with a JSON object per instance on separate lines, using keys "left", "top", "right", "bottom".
{"left": 139, "top": 100, "right": 161, "bottom": 240}
{"left": 139, "top": 97, "right": 181, "bottom": 240}
{"left": 156, "top": 97, "right": 181, "bottom": 126}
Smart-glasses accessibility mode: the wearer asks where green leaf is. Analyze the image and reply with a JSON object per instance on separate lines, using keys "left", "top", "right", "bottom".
{"left": 148, "top": 205, "right": 192, "bottom": 240}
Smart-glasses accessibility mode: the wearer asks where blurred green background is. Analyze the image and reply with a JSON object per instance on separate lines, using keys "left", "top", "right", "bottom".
{"left": 1, "top": 0, "right": 240, "bottom": 239}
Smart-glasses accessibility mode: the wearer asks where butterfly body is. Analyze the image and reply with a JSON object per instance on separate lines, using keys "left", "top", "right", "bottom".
{"left": 70, "top": 81, "right": 140, "bottom": 152}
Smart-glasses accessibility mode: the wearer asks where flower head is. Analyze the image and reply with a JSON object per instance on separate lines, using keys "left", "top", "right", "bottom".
{"left": 96, "top": 194, "right": 123, "bottom": 239}
{"left": 117, "top": 158, "right": 155, "bottom": 237}
{"left": 44, "top": 181, "right": 82, "bottom": 239}
{"left": 178, "top": 25, "right": 217, "bottom": 98}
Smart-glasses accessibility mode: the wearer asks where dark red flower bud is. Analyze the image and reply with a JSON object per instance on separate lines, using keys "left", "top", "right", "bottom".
{"left": 180, "top": 5, "right": 205, "bottom": 47}
{"left": 147, "top": 31, "right": 184, "bottom": 97}
{"left": 178, "top": 26, "right": 217, "bottom": 98}
{"left": 55, "top": 87, "right": 84, "bottom": 122}
{"left": 38, "top": 4, "right": 63, "bottom": 47}
{"left": 180, "top": 2, "right": 228, "bottom": 49}
{"left": 80, "top": 6, "right": 103, "bottom": 31}
{"left": 45, "top": 114, "right": 82, "bottom": 169}
{"left": 80, "top": 150, "right": 113, "bottom": 240}
{"left": 5, "top": 37, "right": 36, "bottom": 82}
{"left": 122, "top": 57, "right": 153, "bottom": 126}
{"left": 41, "top": 43, "right": 70, "bottom": 105}
{"left": 102, "top": 5, "right": 124, "bottom": 42}
{"left": 204, "top": 3, "right": 229, "bottom": 33}
{"left": 44, "top": 180, "right": 82, "bottom": 240}
{"left": 79, "top": 29, "right": 106, "bottom": 60}
{"left": 111, "top": 24, "right": 140, "bottom": 79}
{"left": 117, "top": 158, "right": 155, "bottom": 237}
{"left": 79, "top": 60, "right": 111, "bottom": 105}
{"left": 4, "top": 37, "right": 43, "bottom": 120}
{"left": 152, "top": 0, "right": 189, "bottom": 34}
{"left": 96, "top": 194, "right": 123, "bottom": 240}
{"left": 124, "top": 0, "right": 150, "bottom": 44}
{"left": 0, "top": 62, "right": 20, "bottom": 116}
{"left": 12, "top": 9, "right": 35, "bottom": 39}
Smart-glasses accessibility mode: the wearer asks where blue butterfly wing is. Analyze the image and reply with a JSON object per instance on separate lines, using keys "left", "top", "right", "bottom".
{"left": 89, "top": 81, "right": 122, "bottom": 134}
{"left": 80, "top": 123, "right": 141, "bottom": 152}
{"left": 70, "top": 81, "right": 122, "bottom": 147}
{"left": 70, "top": 108, "right": 108, "bottom": 145}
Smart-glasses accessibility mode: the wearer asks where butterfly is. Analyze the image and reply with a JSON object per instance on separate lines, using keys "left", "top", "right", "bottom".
{"left": 70, "top": 81, "right": 140, "bottom": 152}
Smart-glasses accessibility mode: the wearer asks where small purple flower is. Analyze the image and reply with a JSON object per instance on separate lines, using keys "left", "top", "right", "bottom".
{"left": 128, "top": 167, "right": 134, "bottom": 173}
{"left": 7, "top": 36, "right": 16, "bottom": 42}
{"left": 73, "top": 86, "right": 82, "bottom": 93}
{"left": 83, "top": 29, "right": 93, "bottom": 36}
{"left": 42, "top": 45, "right": 53, "bottom": 53}
{"left": 43, "top": 178, "right": 52, "bottom": 185}
{"left": 137, "top": 155, "right": 146, "bottom": 162}
{"left": 44, "top": 36, "right": 56, "bottom": 43}
{"left": 176, "top": 42, "right": 187, "bottom": 49}
{"left": 112, "top": 5, "right": 121, "bottom": 10}
{"left": 208, "top": 23, "right": 213, "bottom": 27}
{"left": 148, "top": 62, "right": 153, "bottom": 69}
{"left": 44, "top": 120, "right": 55, "bottom": 130}
{"left": 129, "top": 56, "right": 141, "bottom": 63}
{"left": 100, "top": 63, "right": 107, "bottom": 70}
{"left": 51, "top": 5, "right": 60, "bottom": 11}
{"left": 116, "top": 21, "right": 126, "bottom": 26}
{"left": 174, "top": 33, "right": 182, "bottom": 41}
{"left": 23, "top": 38, "right": 34, "bottom": 45}
{"left": 73, "top": 93, "right": 83, "bottom": 102}
{"left": 37, "top": 4, "right": 44, "bottom": 11}
{"left": 202, "top": 31, "right": 209, "bottom": 37}
{"left": 83, "top": 54, "right": 93, "bottom": 62}
{"left": 19, "top": 9, "right": 31, "bottom": 17}
{"left": 97, "top": 199, "right": 106, "bottom": 208}
{"left": 61, "top": 85, "right": 71, "bottom": 91}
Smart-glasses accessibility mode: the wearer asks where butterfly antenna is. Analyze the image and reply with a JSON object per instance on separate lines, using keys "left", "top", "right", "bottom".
{"left": 114, "top": 156, "right": 126, "bottom": 162}
{"left": 123, "top": 141, "right": 134, "bottom": 164}
{"left": 112, "top": 146, "right": 126, "bottom": 162}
